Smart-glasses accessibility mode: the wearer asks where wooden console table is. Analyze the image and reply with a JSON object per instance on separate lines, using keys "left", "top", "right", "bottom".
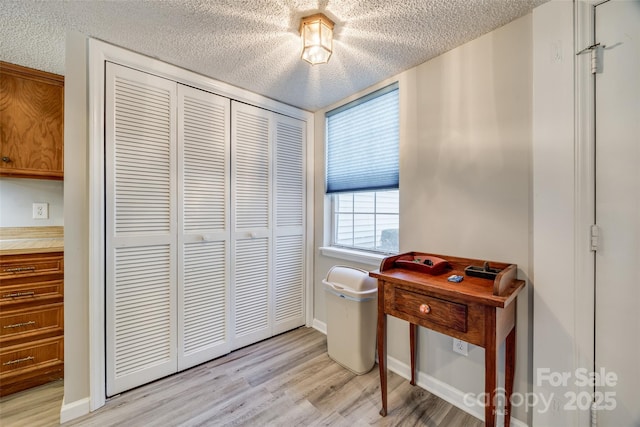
{"left": 370, "top": 252, "right": 525, "bottom": 427}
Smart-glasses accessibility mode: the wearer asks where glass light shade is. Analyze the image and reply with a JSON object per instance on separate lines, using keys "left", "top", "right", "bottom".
{"left": 300, "top": 13, "right": 334, "bottom": 65}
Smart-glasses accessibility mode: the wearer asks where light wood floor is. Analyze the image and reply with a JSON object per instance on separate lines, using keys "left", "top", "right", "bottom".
{"left": 0, "top": 327, "right": 482, "bottom": 427}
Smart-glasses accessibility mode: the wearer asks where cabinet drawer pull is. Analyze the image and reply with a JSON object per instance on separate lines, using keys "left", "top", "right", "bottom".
{"left": 3, "top": 321, "right": 36, "bottom": 329}
{"left": 1, "top": 156, "right": 11, "bottom": 163}
{"left": 419, "top": 303, "right": 431, "bottom": 314}
{"left": 3, "top": 356, "right": 35, "bottom": 366}
{"left": 2, "top": 291, "right": 36, "bottom": 298}
{"left": 4, "top": 266, "right": 37, "bottom": 273}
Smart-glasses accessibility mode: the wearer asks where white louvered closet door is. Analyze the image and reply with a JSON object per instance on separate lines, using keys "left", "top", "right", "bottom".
{"left": 177, "top": 85, "right": 231, "bottom": 370}
{"left": 230, "top": 101, "right": 272, "bottom": 349}
{"left": 105, "top": 63, "right": 178, "bottom": 396}
{"left": 273, "top": 115, "right": 306, "bottom": 334}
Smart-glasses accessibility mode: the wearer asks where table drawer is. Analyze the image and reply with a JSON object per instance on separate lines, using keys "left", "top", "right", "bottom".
{"left": 0, "top": 336, "right": 63, "bottom": 376}
{"left": 0, "top": 253, "right": 63, "bottom": 280}
{"left": 0, "top": 304, "right": 63, "bottom": 342}
{"left": 0, "top": 279, "right": 63, "bottom": 307}
{"left": 392, "top": 288, "right": 467, "bottom": 333}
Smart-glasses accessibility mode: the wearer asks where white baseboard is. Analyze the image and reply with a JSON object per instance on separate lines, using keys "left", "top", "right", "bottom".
{"left": 60, "top": 395, "right": 90, "bottom": 424}
{"left": 387, "top": 355, "right": 528, "bottom": 427}
{"left": 312, "top": 318, "right": 327, "bottom": 335}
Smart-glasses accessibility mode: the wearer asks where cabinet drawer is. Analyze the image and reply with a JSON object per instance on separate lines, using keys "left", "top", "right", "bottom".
{"left": 0, "top": 279, "right": 63, "bottom": 307}
{"left": 0, "top": 336, "right": 63, "bottom": 376}
{"left": 0, "top": 253, "right": 63, "bottom": 280}
{"left": 391, "top": 288, "right": 468, "bottom": 333}
{"left": 0, "top": 304, "right": 63, "bottom": 343}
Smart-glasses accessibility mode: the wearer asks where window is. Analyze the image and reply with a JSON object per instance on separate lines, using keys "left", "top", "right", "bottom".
{"left": 333, "top": 190, "right": 399, "bottom": 253}
{"left": 326, "top": 83, "right": 399, "bottom": 253}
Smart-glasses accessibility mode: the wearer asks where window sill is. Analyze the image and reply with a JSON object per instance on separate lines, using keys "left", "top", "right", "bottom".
{"left": 319, "top": 246, "right": 386, "bottom": 267}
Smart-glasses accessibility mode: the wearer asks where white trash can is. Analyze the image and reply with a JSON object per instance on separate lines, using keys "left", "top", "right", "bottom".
{"left": 322, "top": 265, "right": 377, "bottom": 374}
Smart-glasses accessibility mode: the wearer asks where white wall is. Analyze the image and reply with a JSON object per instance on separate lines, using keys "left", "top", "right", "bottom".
{"left": 0, "top": 178, "right": 63, "bottom": 227}
{"left": 60, "top": 30, "right": 91, "bottom": 422}
{"left": 410, "top": 12, "right": 533, "bottom": 423}
{"left": 314, "top": 13, "right": 533, "bottom": 425}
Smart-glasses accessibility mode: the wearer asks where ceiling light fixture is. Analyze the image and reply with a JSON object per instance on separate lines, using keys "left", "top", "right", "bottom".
{"left": 299, "top": 13, "right": 335, "bottom": 65}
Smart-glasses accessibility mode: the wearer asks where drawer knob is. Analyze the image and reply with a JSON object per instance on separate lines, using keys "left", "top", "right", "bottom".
{"left": 419, "top": 303, "right": 431, "bottom": 314}
{"left": 1, "top": 156, "right": 11, "bottom": 163}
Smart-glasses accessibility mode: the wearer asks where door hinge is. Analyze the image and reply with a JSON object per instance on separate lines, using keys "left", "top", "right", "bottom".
{"left": 590, "top": 224, "right": 600, "bottom": 252}
{"left": 577, "top": 43, "right": 605, "bottom": 74}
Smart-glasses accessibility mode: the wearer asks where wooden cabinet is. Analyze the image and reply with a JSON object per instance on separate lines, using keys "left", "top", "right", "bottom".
{"left": 0, "top": 251, "right": 64, "bottom": 396}
{"left": 0, "top": 61, "right": 64, "bottom": 179}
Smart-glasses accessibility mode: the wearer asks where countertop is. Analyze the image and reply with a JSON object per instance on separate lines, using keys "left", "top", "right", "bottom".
{"left": 0, "top": 226, "right": 64, "bottom": 256}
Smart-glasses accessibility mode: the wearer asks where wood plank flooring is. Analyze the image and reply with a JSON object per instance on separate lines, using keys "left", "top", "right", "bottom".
{"left": 0, "top": 327, "right": 482, "bottom": 427}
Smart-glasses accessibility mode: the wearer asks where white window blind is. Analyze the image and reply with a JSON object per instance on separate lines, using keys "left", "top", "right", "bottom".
{"left": 326, "top": 83, "right": 399, "bottom": 194}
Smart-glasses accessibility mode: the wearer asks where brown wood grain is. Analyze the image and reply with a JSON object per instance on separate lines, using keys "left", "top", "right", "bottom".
{"left": 376, "top": 279, "right": 388, "bottom": 416}
{"left": 0, "top": 61, "right": 64, "bottom": 179}
{"left": 392, "top": 287, "right": 467, "bottom": 332}
{"left": 496, "top": 302, "right": 516, "bottom": 345}
{"left": 504, "top": 315, "right": 517, "bottom": 427}
{"left": 409, "top": 322, "right": 417, "bottom": 386}
{"left": 0, "top": 279, "right": 63, "bottom": 309}
{"left": 494, "top": 263, "right": 517, "bottom": 296}
{"left": 374, "top": 252, "right": 523, "bottom": 426}
{"left": 0, "top": 303, "right": 64, "bottom": 345}
{"left": 0, "top": 335, "right": 63, "bottom": 374}
{"left": 371, "top": 253, "right": 525, "bottom": 308}
{"left": 0, "top": 252, "right": 64, "bottom": 281}
{"left": 484, "top": 306, "right": 497, "bottom": 427}
{"left": 0, "top": 250, "right": 63, "bottom": 397}
{"left": 0, "top": 337, "right": 64, "bottom": 397}
{"left": 384, "top": 284, "right": 487, "bottom": 346}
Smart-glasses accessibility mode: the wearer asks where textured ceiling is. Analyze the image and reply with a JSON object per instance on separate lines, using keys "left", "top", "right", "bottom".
{"left": 1, "top": 0, "right": 547, "bottom": 111}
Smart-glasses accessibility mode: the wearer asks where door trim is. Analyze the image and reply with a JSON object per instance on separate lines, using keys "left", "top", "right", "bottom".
{"left": 574, "top": 2, "right": 597, "bottom": 426}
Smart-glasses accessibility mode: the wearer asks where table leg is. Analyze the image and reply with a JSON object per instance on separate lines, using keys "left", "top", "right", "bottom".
{"left": 504, "top": 326, "right": 516, "bottom": 427}
{"left": 485, "top": 308, "right": 497, "bottom": 427}
{"left": 410, "top": 323, "right": 417, "bottom": 386}
{"left": 377, "top": 287, "right": 387, "bottom": 416}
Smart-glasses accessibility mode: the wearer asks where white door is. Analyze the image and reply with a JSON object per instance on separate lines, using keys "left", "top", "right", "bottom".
{"left": 595, "top": 1, "right": 640, "bottom": 425}
{"left": 177, "top": 85, "right": 231, "bottom": 370}
{"left": 230, "top": 101, "right": 272, "bottom": 349}
{"left": 273, "top": 115, "right": 306, "bottom": 334}
{"left": 105, "top": 63, "right": 178, "bottom": 396}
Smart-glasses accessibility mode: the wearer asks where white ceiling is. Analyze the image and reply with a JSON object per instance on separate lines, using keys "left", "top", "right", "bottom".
{"left": 1, "top": 0, "right": 547, "bottom": 111}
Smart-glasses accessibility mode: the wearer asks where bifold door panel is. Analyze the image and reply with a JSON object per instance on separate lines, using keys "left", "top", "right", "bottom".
{"left": 105, "top": 64, "right": 178, "bottom": 396}
{"left": 177, "top": 85, "right": 231, "bottom": 370}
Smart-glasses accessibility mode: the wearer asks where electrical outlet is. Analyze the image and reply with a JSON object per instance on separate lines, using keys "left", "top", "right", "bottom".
{"left": 453, "top": 338, "right": 468, "bottom": 356}
{"left": 32, "top": 202, "right": 49, "bottom": 219}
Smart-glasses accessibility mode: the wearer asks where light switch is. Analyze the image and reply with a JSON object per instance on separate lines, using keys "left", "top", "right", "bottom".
{"left": 33, "top": 202, "right": 49, "bottom": 219}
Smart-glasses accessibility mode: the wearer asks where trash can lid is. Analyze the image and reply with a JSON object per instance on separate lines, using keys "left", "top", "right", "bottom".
{"left": 323, "top": 265, "right": 377, "bottom": 293}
